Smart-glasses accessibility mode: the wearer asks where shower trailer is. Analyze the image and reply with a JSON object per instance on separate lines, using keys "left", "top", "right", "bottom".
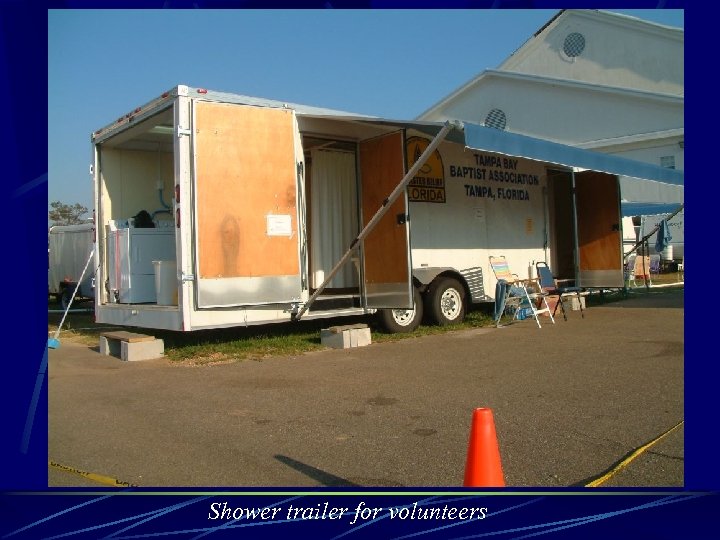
{"left": 92, "top": 85, "right": 682, "bottom": 332}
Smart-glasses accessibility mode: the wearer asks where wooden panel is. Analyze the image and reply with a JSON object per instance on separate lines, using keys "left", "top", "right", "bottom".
{"left": 359, "top": 132, "right": 408, "bottom": 285}
{"left": 575, "top": 171, "right": 621, "bottom": 271}
{"left": 100, "top": 148, "right": 173, "bottom": 221}
{"left": 101, "top": 331, "right": 154, "bottom": 343}
{"left": 195, "top": 103, "right": 299, "bottom": 278}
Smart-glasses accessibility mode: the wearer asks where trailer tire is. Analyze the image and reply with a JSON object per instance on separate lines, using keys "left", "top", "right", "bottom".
{"left": 378, "top": 287, "right": 423, "bottom": 333}
{"left": 427, "top": 277, "right": 466, "bottom": 326}
{"left": 60, "top": 288, "right": 74, "bottom": 311}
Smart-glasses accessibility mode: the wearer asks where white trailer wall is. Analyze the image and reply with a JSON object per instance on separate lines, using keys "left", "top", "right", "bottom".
{"left": 409, "top": 136, "right": 551, "bottom": 297}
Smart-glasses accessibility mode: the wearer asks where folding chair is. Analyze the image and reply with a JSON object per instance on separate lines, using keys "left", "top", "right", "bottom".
{"left": 489, "top": 256, "right": 554, "bottom": 328}
{"left": 632, "top": 254, "right": 652, "bottom": 287}
{"left": 624, "top": 255, "right": 635, "bottom": 287}
{"left": 535, "top": 261, "right": 585, "bottom": 321}
{"left": 650, "top": 254, "right": 661, "bottom": 276}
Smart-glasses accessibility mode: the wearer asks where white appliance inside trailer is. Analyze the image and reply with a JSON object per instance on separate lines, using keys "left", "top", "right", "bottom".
{"left": 106, "top": 227, "right": 176, "bottom": 304}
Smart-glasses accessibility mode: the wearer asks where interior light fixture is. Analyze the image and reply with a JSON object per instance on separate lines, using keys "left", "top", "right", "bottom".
{"left": 149, "top": 125, "right": 175, "bottom": 135}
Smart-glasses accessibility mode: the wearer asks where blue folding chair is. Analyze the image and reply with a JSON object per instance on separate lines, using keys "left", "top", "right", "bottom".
{"left": 490, "top": 256, "right": 554, "bottom": 328}
{"left": 535, "top": 262, "right": 585, "bottom": 321}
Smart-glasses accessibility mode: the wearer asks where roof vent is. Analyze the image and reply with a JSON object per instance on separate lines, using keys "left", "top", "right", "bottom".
{"left": 563, "top": 32, "right": 586, "bottom": 57}
{"left": 484, "top": 109, "right": 507, "bottom": 131}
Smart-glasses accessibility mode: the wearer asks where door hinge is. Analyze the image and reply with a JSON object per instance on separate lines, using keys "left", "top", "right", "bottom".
{"left": 180, "top": 273, "right": 195, "bottom": 282}
{"left": 177, "top": 127, "right": 191, "bottom": 138}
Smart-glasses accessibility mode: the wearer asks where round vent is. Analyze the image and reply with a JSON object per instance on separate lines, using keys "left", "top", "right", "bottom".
{"left": 484, "top": 109, "right": 507, "bottom": 130}
{"left": 563, "top": 32, "right": 586, "bottom": 57}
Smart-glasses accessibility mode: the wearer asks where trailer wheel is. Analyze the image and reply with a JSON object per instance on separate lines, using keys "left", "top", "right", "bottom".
{"left": 60, "top": 288, "right": 74, "bottom": 311}
{"left": 378, "top": 287, "right": 423, "bottom": 333}
{"left": 427, "top": 277, "right": 466, "bottom": 325}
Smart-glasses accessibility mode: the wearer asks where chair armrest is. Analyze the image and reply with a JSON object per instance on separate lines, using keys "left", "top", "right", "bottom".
{"left": 516, "top": 278, "right": 545, "bottom": 295}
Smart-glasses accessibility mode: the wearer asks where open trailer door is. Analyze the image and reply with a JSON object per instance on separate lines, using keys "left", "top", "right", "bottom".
{"left": 192, "top": 102, "right": 302, "bottom": 307}
{"left": 359, "top": 131, "right": 413, "bottom": 309}
{"left": 293, "top": 121, "right": 455, "bottom": 321}
{"left": 574, "top": 171, "right": 624, "bottom": 288}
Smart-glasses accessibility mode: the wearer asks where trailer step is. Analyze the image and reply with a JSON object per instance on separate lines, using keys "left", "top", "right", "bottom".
{"left": 310, "top": 295, "right": 362, "bottom": 311}
{"left": 99, "top": 331, "right": 164, "bottom": 361}
{"left": 100, "top": 331, "right": 156, "bottom": 343}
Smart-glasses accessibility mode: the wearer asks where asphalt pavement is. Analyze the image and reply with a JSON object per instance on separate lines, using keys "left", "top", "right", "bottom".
{"left": 48, "top": 288, "right": 684, "bottom": 488}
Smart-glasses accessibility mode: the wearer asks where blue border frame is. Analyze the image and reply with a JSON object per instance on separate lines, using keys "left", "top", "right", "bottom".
{"left": 4, "top": 2, "right": 711, "bottom": 538}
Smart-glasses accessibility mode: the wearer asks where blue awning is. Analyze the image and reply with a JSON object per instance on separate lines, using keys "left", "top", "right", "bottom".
{"left": 463, "top": 122, "right": 684, "bottom": 187}
{"left": 621, "top": 202, "right": 683, "bottom": 217}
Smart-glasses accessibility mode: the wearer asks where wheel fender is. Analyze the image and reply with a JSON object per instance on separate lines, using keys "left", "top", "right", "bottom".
{"left": 412, "top": 267, "right": 454, "bottom": 287}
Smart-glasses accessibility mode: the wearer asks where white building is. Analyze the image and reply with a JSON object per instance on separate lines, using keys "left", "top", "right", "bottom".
{"left": 418, "top": 9, "right": 684, "bottom": 260}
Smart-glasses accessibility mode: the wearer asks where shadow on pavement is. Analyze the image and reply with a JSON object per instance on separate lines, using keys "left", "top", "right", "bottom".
{"left": 274, "top": 455, "right": 360, "bottom": 487}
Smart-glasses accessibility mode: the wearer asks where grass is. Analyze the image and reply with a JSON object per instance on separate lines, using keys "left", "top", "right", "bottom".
{"left": 48, "top": 274, "right": 683, "bottom": 365}
{"left": 47, "top": 297, "right": 495, "bottom": 365}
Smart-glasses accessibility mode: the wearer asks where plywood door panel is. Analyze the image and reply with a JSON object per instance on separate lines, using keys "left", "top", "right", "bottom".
{"left": 575, "top": 171, "right": 623, "bottom": 286}
{"left": 194, "top": 102, "right": 299, "bottom": 279}
{"left": 359, "top": 131, "right": 412, "bottom": 308}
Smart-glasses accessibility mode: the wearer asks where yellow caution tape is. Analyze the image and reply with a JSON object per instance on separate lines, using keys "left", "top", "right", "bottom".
{"left": 585, "top": 420, "right": 684, "bottom": 487}
{"left": 49, "top": 461, "right": 136, "bottom": 488}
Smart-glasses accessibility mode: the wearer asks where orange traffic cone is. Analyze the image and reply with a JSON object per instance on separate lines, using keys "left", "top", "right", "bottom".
{"left": 463, "top": 408, "right": 505, "bottom": 487}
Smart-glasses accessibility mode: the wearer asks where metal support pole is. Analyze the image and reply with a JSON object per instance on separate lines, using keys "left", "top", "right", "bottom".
{"left": 48, "top": 248, "right": 95, "bottom": 348}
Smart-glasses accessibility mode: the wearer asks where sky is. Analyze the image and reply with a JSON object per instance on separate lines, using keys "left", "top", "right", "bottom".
{"left": 48, "top": 9, "right": 684, "bottom": 213}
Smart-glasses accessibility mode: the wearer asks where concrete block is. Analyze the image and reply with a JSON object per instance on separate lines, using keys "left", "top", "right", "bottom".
{"left": 538, "top": 296, "right": 559, "bottom": 317}
{"left": 571, "top": 296, "right": 586, "bottom": 311}
{"left": 100, "top": 331, "right": 164, "bottom": 361}
{"left": 121, "top": 339, "right": 165, "bottom": 361}
{"left": 321, "top": 323, "right": 371, "bottom": 349}
{"left": 99, "top": 335, "right": 120, "bottom": 357}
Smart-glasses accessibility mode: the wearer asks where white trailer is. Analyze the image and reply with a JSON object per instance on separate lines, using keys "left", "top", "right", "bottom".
{"left": 640, "top": 208, "right": 684, "bottom": 261}
{"left": 620, "top": 201, "right": 684, "bottom": 267}
{"left": 48, "top": 222, "right": 95, "bottom": 309}
{"left": 92, "top": 85, "right": 683, "bottom": 332}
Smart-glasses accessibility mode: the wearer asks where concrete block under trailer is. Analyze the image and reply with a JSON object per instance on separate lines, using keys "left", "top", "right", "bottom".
{"left": 92, "top": 86, "right": 680, "bottom": 333}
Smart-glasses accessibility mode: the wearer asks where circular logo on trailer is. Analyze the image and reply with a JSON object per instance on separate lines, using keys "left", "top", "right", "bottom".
{"left": 406, "top": 136, "right": 446, "bottom": 203}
